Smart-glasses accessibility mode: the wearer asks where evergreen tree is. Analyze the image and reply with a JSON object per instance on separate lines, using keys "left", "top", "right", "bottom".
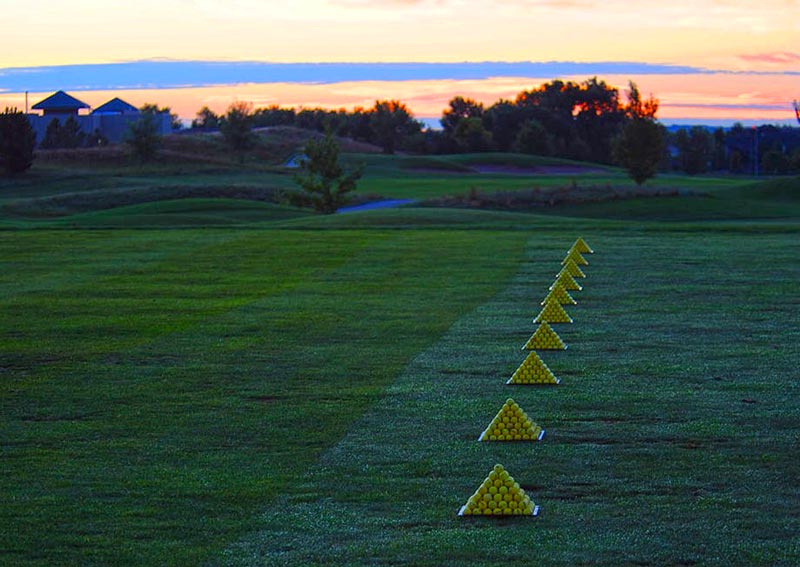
{"left": 294, "top": 131, "right": 363, "bottom": 214}
{"left": 0, "top": 107, "right": 36, "bottom": 175}
{"left": 40, "top": 118, "right": 63, "bottom": 149}
{"left": 40, "top": 116, "right": 86, "bottom": 149}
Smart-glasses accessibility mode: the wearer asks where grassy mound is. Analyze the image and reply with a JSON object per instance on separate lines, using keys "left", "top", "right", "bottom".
{"left": 732, "top": 175, "right": 800, "bottom": 202}
{"left": 49, "top": 199, "right": 311, "bottom": 228}
{"left": 2, "top": 185, "right": 291, "bottom": 219}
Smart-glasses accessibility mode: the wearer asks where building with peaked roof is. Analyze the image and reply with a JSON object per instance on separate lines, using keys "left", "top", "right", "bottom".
{"left": 92, "top": 97, "right": 140, "bottom": 115}
{"left": 27, "top": 91, "right": 171, "bottom": 145}
{"left": 30, "top": 90, "right": 90, "bottom": 116}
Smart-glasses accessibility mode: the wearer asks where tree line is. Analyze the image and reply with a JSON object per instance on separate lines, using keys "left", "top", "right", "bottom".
{"left": 666, "top": 124, "right": 800, "bottom": 176}
{"left": 191, "top": 79, "right": 800, "bottom": 177}
{"left": 3, "top": 76, "right": 799, "bottom": 180}
{"left": 190, "top": 78, "right": 663, "bottom": 184}
{"left": 192, "top": 77, "right": 651, "bottom": 164}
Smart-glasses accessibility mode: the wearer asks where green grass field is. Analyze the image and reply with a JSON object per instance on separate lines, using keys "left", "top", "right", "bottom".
{"left": 1, "top": 142, "right": 799, "bottom": 565}
{"left": 0, "top": 143, "right": 757, "bottom": 226}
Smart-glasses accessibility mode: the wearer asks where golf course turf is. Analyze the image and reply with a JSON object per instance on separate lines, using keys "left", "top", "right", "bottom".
{"left": 1, "top": 150, "right": 799, "bottom": 565}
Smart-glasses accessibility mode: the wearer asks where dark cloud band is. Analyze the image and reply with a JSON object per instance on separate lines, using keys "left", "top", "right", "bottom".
{"left": 0, "top": 60, "right": 712, "bottom": 93}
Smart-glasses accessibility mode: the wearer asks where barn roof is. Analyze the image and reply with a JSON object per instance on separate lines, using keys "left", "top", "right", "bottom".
{"left": 93, "top": 97, "right": 139, "bottom": 114}
{"left": 31, "top": 90, "right": 90, "bottom": 111}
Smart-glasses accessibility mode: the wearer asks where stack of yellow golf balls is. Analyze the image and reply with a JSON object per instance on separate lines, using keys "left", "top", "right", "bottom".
{"left": 523, "top": 321, "right": 566, "bottom": 351}
{"left": 479, "top": 398, "right": 543, "bottom": 442}
{"left": 508, "top": 351, "right": 559, "bottom": 385}
{"left": 460, "top": 465, "right": 536, "bottom": 516}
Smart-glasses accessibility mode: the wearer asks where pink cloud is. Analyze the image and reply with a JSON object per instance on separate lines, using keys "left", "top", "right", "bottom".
{"left": 739, "top": 52, "right": 800, "bottom": 64}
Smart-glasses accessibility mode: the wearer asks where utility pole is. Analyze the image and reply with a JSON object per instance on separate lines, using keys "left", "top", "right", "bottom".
{"left": 25, "top": 91, "right": 29, "bottom": 114}
{"left": 794, "top": 100, "right": 800, "bottom": 126}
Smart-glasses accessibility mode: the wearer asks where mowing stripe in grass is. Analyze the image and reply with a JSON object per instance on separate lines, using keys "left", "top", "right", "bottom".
{"left": 222, "top": 232, "right": 800, "bottom": 566}
{"left": 0, "top": 229, "right": 525, "bottom": 565}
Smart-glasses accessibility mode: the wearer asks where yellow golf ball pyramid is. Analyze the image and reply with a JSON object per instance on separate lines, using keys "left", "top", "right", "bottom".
{"left": 562, "top": 248, "right": 588, "bottom": 267}
{"left": 559, "top": 259, "right": 586, "bottom": 279}
{"left": 479, "top": 398, "right": 544, "bottom": 442}
{"left": 523, "top": 321, "right": 567, "bottom": 350}
{"left": 534, "top": 298, "right": 573, "bottom": 324}
{"left": 551, "top": 271, "right": 582, "bottom": 292}
{"left": 459, "top": 464, "right": 539, "bottom": 517}
{"left": 572, "top": 237, "right": 593, "bottom": 254}
{"left": 541, "top": 283, "right": 576, "bottom": 306}
{"left": 508, "top": 350, "right": 560, "bottom": 385}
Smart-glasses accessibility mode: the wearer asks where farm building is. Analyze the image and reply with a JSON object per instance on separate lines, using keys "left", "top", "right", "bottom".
{"left": 92, "top": 97, "right": 140, "bottom": 116}
{"left": 31, "top": 90, "right": 91, "bottom": 116}
{"left": 27, "top": 91, "right": 172, "bottom": 144}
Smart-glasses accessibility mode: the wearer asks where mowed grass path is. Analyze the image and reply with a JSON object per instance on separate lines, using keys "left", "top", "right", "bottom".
{"left": 0, "top": 229, "right": 525, "bottom": 565}
{"left": 222, "top": 230, "right": 800, "bottom": 566}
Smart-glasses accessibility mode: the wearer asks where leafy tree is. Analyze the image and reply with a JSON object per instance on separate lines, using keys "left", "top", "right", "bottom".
{"left": 761, "top": 148, "right": 790, "bottom": 175}
{"left": 711, "top": 127, "right": 727, "bottom": 171}
{"left": 624, "top": 81, "right": 659, "bottom": 119}
{"left": 125, "top": 108, "right": 162, "bottom": 163}
{"left": 729, "top": 150, "right": 745, "bottom": 174}
{"left": 141, "top": 103, "right": 181, "bottom": 130}
{"left": 513, "top": 119, "right": 552, "bottom": 156}
{"left": 441, "top": 96, "right": 484, "bottom": 134}
{"left": 369, "top": 100, "right": 421, "bottom": 154}
{"left": 294, "top": 131, "right": 363, "bottom": 214}
{"left": 674, "top": 126, "right": 712, "bottom": 174}
{"left": 613, "top": 83, "right": 665, "bottom": 185}
{"left": 296, "top": 108, "right": 330, "bottom": 131}
{"left": 220, "top": 101, "right": 256, "bottom": 162}
{"left": 191, "top": 106, "right": 220, "bottom": 130}
{"left": 790, "top": 148, "right": 800, "bottom": 173}
{"left": 574, "top": 77, "right": 626, "bottom": 163}
{"left": 452, "top": 117, "right": 493, "bottom": 152}
{"left": 613, "top": 119, "right": 665, "bottom": 185}
{"left": 252, "top": 105, "right": 296, "bottom": 128}
{"left": 514, "top": 80, "right": 594, "bottom": 161}
{"left": 0, "top": 107, "right": 36, "bottom": 175}
{"left": 483, "top": 100, "right": 526, "bottom": 152}
{"left": 346, "top": 107, "right": 374, "bottom": 142}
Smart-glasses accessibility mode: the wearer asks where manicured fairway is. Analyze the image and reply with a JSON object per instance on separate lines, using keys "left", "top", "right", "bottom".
{"left": 2, "top": 220, "right": 799, "bottom": 565}
{"left": 0, "top": 228, "right": 525, "bottom": 565}
{"left": 219, "top": 228, "right": 800, "bottom": 566}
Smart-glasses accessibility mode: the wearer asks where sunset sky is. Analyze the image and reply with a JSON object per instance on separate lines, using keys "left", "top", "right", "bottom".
{"left": 1, "top": 0, "right": 798, "bottom": 125}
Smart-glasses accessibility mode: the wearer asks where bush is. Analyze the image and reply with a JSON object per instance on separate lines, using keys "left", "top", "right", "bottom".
{"left": 0, "top": 107, "right": 36, "bottom": 175}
